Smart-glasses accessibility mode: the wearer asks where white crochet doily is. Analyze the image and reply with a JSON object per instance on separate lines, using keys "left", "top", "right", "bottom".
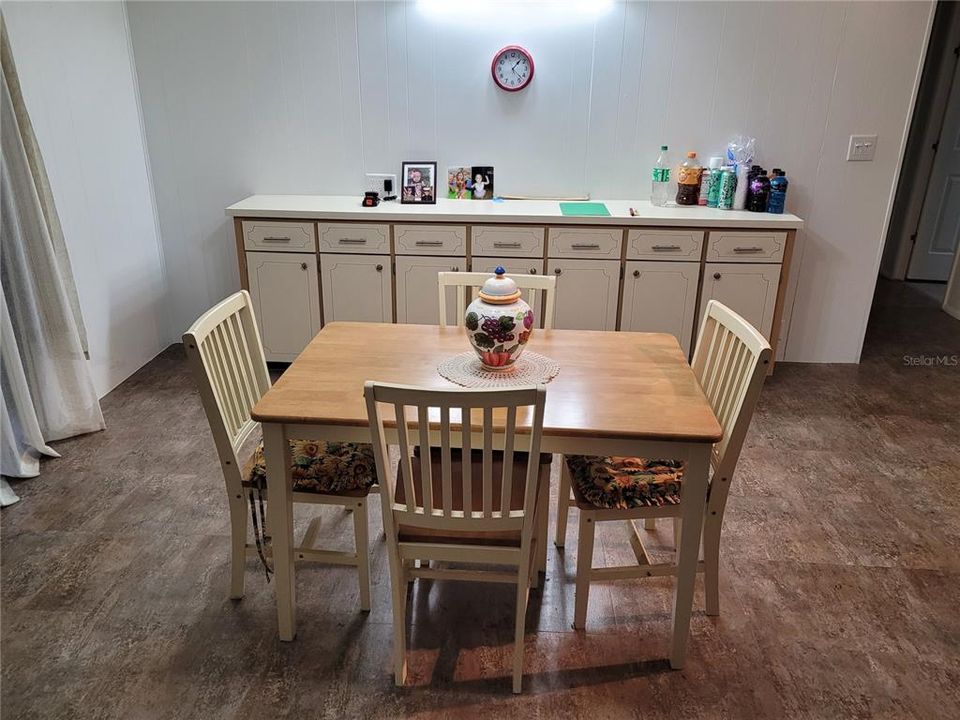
{"left": 437, "top": 351, "right": 560, "bottom": 388}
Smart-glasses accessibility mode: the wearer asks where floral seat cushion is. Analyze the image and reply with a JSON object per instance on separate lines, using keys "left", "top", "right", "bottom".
{"left": 566, "top": 455, "right": 685, "bottom": 510}
{"left": 246, "top": 440, "right": 377, "bottom": 495}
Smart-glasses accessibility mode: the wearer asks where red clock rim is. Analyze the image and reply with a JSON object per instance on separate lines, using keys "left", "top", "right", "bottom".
{"left": 491, "top": 45, "right": 534, "bottom": 92}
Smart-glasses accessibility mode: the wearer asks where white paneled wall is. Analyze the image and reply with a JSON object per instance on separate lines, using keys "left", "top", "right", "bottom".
{"left": 128, "top": 1, "right": 933, "bottom": 362}
{"left": 4, "top": 2, "right": 167, "bottom": 397}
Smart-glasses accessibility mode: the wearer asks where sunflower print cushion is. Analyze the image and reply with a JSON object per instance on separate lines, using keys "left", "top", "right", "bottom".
{"left": 566, "top": 455, "right": 685, "bottom": 509}
{"left": 247, "top": 440, "right": 377, "bottom": 494}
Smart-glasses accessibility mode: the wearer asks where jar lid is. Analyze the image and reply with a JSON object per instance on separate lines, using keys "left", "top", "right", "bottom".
{"left": 478, "top": 266, "right": 522, "bottom": 304}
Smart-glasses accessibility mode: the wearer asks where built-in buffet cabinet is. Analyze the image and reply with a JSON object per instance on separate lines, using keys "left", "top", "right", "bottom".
{"left": 230, "top": 198, "right": 801, "bottom": 369}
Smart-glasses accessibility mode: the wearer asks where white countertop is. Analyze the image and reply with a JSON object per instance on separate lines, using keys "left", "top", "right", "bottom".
{"left": 226, "top": 195, "right": 803, "bottom": 229}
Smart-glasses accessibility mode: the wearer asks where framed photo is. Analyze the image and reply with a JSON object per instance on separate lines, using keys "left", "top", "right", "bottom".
{"left": 470, "top": 166, "right": 494, "bottom": 200}
{"left": 401, "top": 161, "right": 438, "bottom": 204}
{"left": 447, "top": 166, "right": 471, "bottom": 199}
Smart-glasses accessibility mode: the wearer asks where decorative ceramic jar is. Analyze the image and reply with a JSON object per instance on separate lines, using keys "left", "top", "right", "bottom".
{"left": 464, "top": 266, "right": 535, "bottom": 370}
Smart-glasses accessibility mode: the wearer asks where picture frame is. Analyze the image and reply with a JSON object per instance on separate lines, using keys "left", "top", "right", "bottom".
{"left": 401, "top": 161, "right": 438, "bottom": 204}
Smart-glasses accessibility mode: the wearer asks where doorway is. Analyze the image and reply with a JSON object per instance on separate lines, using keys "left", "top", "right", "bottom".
{"left": 882, "top": 0, "right": 960, "bottom": 319}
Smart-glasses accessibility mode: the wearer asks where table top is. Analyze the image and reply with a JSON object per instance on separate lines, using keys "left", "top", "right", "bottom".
{"left": 252, "top": 323, "right": 723, "bottom": 444}
{"left": 226, "top": 195, "right": 803, "bottom": 230}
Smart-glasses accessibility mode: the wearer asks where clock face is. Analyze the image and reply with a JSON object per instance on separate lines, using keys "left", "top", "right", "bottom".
{"left": 492, "top": 46, "right": 534, "bottom": 92}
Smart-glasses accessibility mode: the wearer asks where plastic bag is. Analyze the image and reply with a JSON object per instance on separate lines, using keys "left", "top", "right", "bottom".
{"left": 726, "top": 135, "right": 756, "bottom": 171}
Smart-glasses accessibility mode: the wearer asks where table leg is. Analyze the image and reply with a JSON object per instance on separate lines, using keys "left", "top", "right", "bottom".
{"left": 263, "top": 422, "right": 296, "bottom": 641}
{"left": 670, "top": 442, "right": 711, "bottom": 669}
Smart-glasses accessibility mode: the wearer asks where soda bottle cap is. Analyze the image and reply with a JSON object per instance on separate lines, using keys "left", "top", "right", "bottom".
{"left": 660, "top": 145, "right": 668, "bottom": 151}
{"left": 709, "top": 156, "right": 724, "bottom": 169}
{"left": 687, "top": 151, "right": 697, "bottom": 158}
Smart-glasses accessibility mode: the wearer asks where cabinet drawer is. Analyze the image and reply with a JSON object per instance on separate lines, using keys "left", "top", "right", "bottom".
{"left": 706, "top": 230, "right": 786, "bottom": 263}
{"left": 243, "top": 221, "right": 316, "bottom": 253}
{"left": 318, "top": 223, "right": 390, "bottom": 254}
{"left": 395, "top": 224, "right": 466, "bottom": 255}
{"left": 548, "top": 227, "right": 622, "bottom": 259}
{"left": 626, "top": 229, "right": 703, "bottom": 261}
{"left": 472, "top": 226, "right": 545, "bottom": 257}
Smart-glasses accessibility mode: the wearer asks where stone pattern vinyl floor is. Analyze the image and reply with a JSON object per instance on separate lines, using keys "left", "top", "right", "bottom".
{"left": 2, "top": 279, "right": 958, "bottom": 719}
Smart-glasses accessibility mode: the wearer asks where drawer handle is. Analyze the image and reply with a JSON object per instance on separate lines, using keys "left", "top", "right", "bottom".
{"left": 376, "top": 264, "right": 384, "bottom": 272}
{"left": 714, "top": 272, "right": 722, "bottom": 280}
{"left": 733, "top": 246, "right": 765, "bottom": 253}
{"left": 451, "top": 265, "right": 460, "bottom": 272}
{"left": 494, "top": 241, "right": 522, "bottom": 248}
{"left": 339, "top": 238, "right": 367, "bottom": 244}
{"left": 633, "top": 269, "right": 640, "bottom": 278}
{"left": 571, "top": 243, "right": 601, "bottom": 249}
{"left": 262, "top": 236, "right": 291, "bottom": 243}
{"left": 554, "top": 268, "right": 562, "bottom": 275}
{"left": 415, "top": 240, "right": 444, "bottom": 246}
{"left": 301, "top": 262, "right": 308, "bottom": 270}
{"left": 529, "top": 268, "right": 538, "bottom": 274}
{"left": 651, "top": 244, "right": 682, "bottom": 251}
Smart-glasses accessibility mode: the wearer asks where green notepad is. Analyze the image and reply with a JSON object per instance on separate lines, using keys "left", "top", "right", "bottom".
{"left": 559, "top": 202, "right": 611, "bottom": 217}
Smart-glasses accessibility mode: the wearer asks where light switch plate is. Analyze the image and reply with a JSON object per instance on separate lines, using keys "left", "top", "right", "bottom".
{"left": 365, "top": 173, "right": 397, "bottom": 199}
{"left": 847, "top": 134, "right": 878, "bottom": 161}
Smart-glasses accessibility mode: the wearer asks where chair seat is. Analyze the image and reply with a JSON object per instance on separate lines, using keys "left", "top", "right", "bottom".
{"left": 566, "top": 455, "right": 685, "bottom": 510}
{"left": 396, "top": 448, "right": 551, "bottom": 547}
{"left": 245, "top": 439, "right": 377, "bottom": 496}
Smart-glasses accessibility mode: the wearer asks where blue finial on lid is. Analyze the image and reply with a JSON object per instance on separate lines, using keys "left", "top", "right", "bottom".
{"left": 495, "top": 265, "right": 505, "bottom": 276}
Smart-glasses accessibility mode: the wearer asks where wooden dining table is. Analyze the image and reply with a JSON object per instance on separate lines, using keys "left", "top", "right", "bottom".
{"left": 252, "top": 322, "right": 722, "bottom": 669}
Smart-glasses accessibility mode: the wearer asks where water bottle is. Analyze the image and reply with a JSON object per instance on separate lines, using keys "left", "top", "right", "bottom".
{"left": 767, "top": 168, "right": 788, "bottom": 214}
{"left": 651, "top": 145, "right": 671, "bottom": 207}
{"left": 676, "top": 151, "right": 701, "bottom": 206}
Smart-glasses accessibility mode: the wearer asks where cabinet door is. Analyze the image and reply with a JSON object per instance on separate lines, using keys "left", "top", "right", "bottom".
{"left": 395, "top": 256, "right": 465, "bottom": 325}
{"left": 473, "top": 258, "right": 544, "bottom": 327}
{"left": 621, "top": 261, "right": 700, "bottom": 355}
{"left": 548, "top": 259, "right": 620, "bottom": 331}
{"left": 246, "top": 251, "right": 321, "bottom": 362}
{"left": 699, "top": 263, "right": 781, "bottom": 339}
{"left": 320, "top": 253, "right": 393, "bottom": 324}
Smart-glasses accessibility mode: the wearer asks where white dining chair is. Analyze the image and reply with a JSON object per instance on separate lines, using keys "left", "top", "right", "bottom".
{"left": 183, "top": 290, "right": 376, "bottom": 609}
{"left": 554, "top": 300, "right": 772, "bottom": 626}
{"left": 364, "top": 382, "right": 550, "bottom": 694}
{"left": 437, "top": 270, "right": 557, "bottom": 329}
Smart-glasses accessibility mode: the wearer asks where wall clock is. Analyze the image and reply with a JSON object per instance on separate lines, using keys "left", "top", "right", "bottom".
{"left": 492, "top": 45, "right": 534, "bottom": 92}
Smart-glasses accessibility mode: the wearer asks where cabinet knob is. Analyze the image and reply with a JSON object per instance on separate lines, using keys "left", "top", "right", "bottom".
{"left": 633, "top": 269, "right": 640, "bottom": 278}
{"left": 554, "top": 268, "right": 562, "bottom": 275}
{"left": 451, "top": 266, "right": 459, "bottom": 272}
{"left": 529, "top": 268, "right": 537, "bottom": 274}
{"left": 300, "top": 262, "right": 308, "bottom": 270}
{"left": 376, "top": 264, "right": 383, "bottom": 272}
{"left": 713, "top": 272, "right": 721, "bottom": 280}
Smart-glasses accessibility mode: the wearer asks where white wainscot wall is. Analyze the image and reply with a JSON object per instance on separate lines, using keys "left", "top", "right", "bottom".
{"left": 127, "top": 1, "right": 933, "bottom": 363}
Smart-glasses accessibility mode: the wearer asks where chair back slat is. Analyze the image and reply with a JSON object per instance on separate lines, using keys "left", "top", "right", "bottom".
{"left": 437, "top": 271, "right": 557, "bottom": 329}
{"left": 500, "top": 405, "right": 517, "bottom": 514}
{"left": 183, "top": 291, "right": 271, "bottom": 487}
{"left": 394, "top": 402, "right": 417, "bottom": 509}
{"left": 417, "top": 404, "right": 433, "bottom": 514}
{"left": 482, "top": 406, "right": 494, "bottom": 517}
{"left": 440, "top": 406, "right": 453, "bottom": 515}
{"left": 691, "top": 300, "right": 772, "bottom": 481}
{"left": 364, "top": 383, "right": 546, "bottom": 533}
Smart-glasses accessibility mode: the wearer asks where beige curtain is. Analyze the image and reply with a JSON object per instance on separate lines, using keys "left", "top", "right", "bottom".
{"left": 1, "top": 14, "right": 104, "bottom": 506}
